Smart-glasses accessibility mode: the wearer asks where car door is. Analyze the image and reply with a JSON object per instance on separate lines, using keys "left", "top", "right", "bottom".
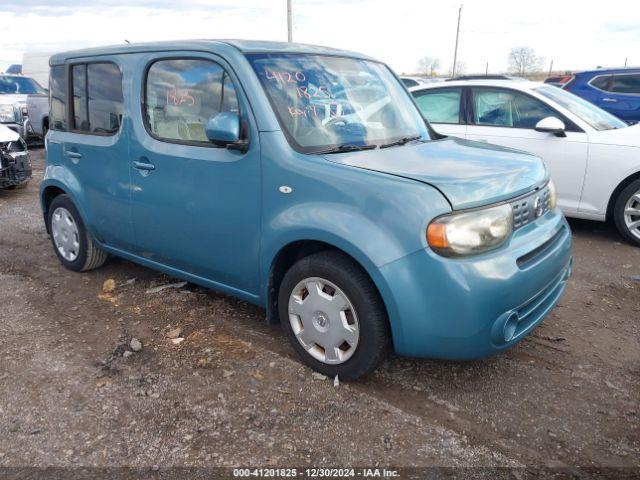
{"left": 412, "top": 87, "right": 467, "bottom": 137}
{"left": 129, "top": 52, "right": 261, "bottom": 296}
{"left": 465, "top": 86, "right": 589, "bottom": 214}
{"left": 52, "top": 59, "right": 135, "bottom": 251}
{"left": 604, "top": 73, "right": 640, "bottom": 122}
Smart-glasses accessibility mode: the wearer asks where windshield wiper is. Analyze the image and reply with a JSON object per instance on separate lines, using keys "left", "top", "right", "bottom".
{"left": 313, "top": 144, "right": 377, "bottom": 155}
{"left": 379, "top": 135, "right": 424, "bottom": 149}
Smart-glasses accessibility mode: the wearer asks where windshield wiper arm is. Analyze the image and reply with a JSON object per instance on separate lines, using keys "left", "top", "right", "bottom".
{"left": 379, "top": 135, "right": 423, "bottom": 149}
{"left": 313, "top": 144, "right": 377, "bottom": 154}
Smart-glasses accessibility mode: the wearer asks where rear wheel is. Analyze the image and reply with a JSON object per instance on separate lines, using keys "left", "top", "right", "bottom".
{"left": 47, "top": 195, "right": 108, "bottom": 271}
{"left": 278, "top": 251, "right": 390, "bottom": 380}
{"left": 613, "top": 179, "right": 640, "bottom": 246}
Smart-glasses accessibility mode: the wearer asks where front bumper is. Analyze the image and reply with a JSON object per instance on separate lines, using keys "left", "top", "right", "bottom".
{"left": 0, "top": 151, "right": 32, "bottom": 188}
{"left": 378, "top": 208, "right": 572, "bottom": 359}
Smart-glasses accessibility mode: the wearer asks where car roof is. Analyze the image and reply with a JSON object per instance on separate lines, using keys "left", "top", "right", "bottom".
{"left": 575, "top": 67, "right": 640, "bottom": 76}
{"left": 50, "top": 39, "right": 374, "bottom": 65}
{"left": 409, "top": 79, "right": 544, "bottom": 91}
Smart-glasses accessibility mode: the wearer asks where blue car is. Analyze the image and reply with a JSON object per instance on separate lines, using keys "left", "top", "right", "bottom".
{"left": 547, "top": 68, "right": 640, "bottom": 123}
{"left": 41, "top": 40, "right": 572, "bottom": 379}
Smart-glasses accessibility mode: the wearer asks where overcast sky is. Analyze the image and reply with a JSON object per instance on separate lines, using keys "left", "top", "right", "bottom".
{"left": 1, "top": 0, "right": 639, "bottom": 75}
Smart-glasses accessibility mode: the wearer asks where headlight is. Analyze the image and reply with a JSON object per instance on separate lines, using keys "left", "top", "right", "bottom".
{"left": 427, "top": 204, "right": 513, "bottom": 257}
{"left": 548, "top": 179, "right": 558, "bottom": 211}
{"left": 0, "top": 104, "right": 16, "bottom": 123}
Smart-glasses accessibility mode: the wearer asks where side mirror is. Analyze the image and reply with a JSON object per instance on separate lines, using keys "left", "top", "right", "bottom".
{"left": 535, "top": 116, "right": 566, "bottom": 137}
{"left": 205, "top": 112, "right": 240, "bottom": 146}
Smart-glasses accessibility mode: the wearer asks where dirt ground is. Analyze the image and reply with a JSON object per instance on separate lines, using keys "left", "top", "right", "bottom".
{"left": 0, "top": 150, "right": 638, "bottom": 475}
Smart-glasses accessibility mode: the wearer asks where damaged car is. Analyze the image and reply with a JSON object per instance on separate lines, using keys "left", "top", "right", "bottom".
{"left": 0, "top": 124, "right": 32, "bottom": 189}
{"left": 0, "top": 73, "right": 47, "bottom": 141}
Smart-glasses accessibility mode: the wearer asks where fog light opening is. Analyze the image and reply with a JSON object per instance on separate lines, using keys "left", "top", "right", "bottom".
{"left": 503, "top": 312, "right": 519, "bottom": 343}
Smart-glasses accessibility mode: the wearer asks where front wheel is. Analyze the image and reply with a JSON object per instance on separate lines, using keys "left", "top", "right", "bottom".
{"left": 47, "top": 195, "right": 108, "bottom": 271}
{"left": 278, "top": 251, "right": 390, "bottom": 380}
{"left": 613, "top": 179, "right": 640, "bottom": 246}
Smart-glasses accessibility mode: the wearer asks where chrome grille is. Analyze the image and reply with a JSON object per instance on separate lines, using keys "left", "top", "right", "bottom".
{"left": 510, "top": 185, "right": 551, "bottom": 230}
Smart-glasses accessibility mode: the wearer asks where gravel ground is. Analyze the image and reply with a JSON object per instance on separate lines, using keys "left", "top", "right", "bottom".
{"left": 0, "top": 150, "right": 638, "bottom": 476}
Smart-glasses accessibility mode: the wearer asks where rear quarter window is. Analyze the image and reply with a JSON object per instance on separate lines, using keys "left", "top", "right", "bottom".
{"left": 589, "top": 75, "right": 612, "bottom": 91}
{"left": 50, "top": 65, "right": 67, "bottom": 131}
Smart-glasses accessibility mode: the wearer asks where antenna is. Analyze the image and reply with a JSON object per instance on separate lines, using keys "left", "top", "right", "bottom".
{"left": 452, "top": 5, "right": 463, "bottom": 78}
{"left": 287, "top": 0, "right": 293, "bottom": 42}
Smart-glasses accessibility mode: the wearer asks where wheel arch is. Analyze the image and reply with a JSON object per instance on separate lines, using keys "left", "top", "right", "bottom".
{"left": 606, "top": 170, "right": 640, "bottom": 222}
{"left": 41, "top": 184, "right": 68, "bottom": 233}
{"left": 265, "top": 239, "right": 394, "bottom": 339}
{"left": 40, "top": 180, "right": 90, "bottom": 237}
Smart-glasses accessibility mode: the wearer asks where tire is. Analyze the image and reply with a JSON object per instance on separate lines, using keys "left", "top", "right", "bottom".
{"left": 278, "top": 250, "right": 390, "bottom": 380}
{"left": 613, "top": 179, "right": 640, "bottom": 247}
{"left": 47, "top": 194, "right": 108, "bottom": 272}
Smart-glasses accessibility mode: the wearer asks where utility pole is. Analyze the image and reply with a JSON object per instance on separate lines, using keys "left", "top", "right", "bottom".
{"left": 625, "top": 57, "right": 628, "bottom": 67}
{"left": 287, "top": 0, "right": 293, "bottom": 42}
{"left": 548, "top": 59, "right": 554, "bottom": 77}
{"left": 452, "top": 5, "right": 462, "bottom": 78}
{"left": 485, "top": 62, "right": 488, "bottom": 76}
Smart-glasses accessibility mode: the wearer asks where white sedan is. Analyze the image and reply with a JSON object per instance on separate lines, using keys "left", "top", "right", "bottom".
{"left": 410, "top": 80, "right": 640, "bottom": 245}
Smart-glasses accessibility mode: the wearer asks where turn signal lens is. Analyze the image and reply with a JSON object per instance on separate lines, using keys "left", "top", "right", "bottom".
{"left": 427, "top": 204, "right": 513, "bottom": 257}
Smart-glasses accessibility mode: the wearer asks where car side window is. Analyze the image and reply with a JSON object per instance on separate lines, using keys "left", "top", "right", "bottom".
{"left": 72, "top": 64, "right": 88, "bottom": 131}
{"left": 145, "top": 58, "right": 238, "bottom": 144}
{"left": 413, "top": 88, "right": 462, "bottom": 124}
{"left": 71, "top": 62, "right": 124, "bottom": 135}
{"left": 610, "top": 74, "right": 640, "bottom": 95}
{"left": 472, "top": 88, "right": 558, "bottom": 129}
{"left": 87, "top": 63, "right": 124, "bottom": 134}
{"left": 50, "top": 65, "right": 67, "bottom": 131}
{"left": 590, "top": 75, "right": 612, "bottom": 91}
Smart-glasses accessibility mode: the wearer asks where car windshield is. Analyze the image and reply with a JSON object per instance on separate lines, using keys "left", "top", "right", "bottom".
{"left": 248, "top": 53, "right": 429, "bottom": 153}
{"left": 0, "top": 75, "right": 46, "bottom": 95}
{"left": 535, "top": 85, "right": 627, "bottom": 131}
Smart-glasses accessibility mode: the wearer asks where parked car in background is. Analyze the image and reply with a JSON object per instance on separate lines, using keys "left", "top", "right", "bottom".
{"left": 26, "top": 93, "right": 49, "bottom": 140}
{"left": 447, "top": 74, "right": 525, "bottom": 82}
{"left": 399, "top": 76, "right": 442, "bottom": 88}
{"left": 0, "top": 74, "right": 47, "bottom": 141}
{"left": 0, "top": 124, "right": 31, "bottom": 189}
{"left": 410, "top": 80, "right": 640, "bottom": 245}
{"left": 41, "top": 40, "right": 571, "bottom": 379}
{"left": 545, "top": 68, "right": 640, "bottom": 123}
{"left": 6, "top": 64, "right": 22, "bottom": 75}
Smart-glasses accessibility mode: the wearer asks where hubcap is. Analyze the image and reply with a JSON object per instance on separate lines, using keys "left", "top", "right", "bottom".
{"left": 288, "top": 277, "right": 359, "bottom": 365}
{"left": 51, "top": 207, "right": 80, "bottom": 262}
{"left": 624, "top": 191, "right": 640, "bottom": 241}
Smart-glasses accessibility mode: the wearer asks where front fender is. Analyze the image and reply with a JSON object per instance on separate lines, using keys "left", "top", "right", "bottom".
{"left": 264, "top": 202, "right": 407, "bottom": 271}
{"left": 260, "top": 210, "right": 409, "bottom": 344}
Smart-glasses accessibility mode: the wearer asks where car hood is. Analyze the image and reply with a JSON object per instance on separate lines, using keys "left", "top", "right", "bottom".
{"left": 0, "top": 124, "right": 20, "bottom": 142}
{"left": 324, "top": 137, "right": 548, "bottom": 210}
{"left": 589, "top": 123, "right": 640, "bottom": 147}
{"left": 0, "top": 94, "right": 28, "bottom": 105}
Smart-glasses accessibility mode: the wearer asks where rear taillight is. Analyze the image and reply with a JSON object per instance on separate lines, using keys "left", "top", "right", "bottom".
{"left": 559, "top": 75, "right": 574, "bottom": 88}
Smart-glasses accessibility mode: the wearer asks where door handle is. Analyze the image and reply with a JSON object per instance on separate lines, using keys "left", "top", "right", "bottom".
{"left": 133, "top": 160, "right": 155, "bottom": 171}
{"left": 602, "top": 98, "right": 617, "bottom": 103}
{"left": 64, "top": 151, "right": 82, "bottom": 159}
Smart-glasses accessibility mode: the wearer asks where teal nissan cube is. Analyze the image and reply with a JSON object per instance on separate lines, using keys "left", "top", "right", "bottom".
{"left": 41, "top": 40, "right": 572, "bottom": 379}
